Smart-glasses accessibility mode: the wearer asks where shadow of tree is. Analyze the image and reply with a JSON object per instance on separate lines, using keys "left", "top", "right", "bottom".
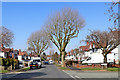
{"left": 2, "top": 71, "right": 47, "bottom": 80}
{"left": 1, "top": 66, "right": 47, "bottom": 80}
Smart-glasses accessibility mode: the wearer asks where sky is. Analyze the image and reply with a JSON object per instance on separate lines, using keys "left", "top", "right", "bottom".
{"left": 2, "top": 2, "right": 117, "bottom": 55}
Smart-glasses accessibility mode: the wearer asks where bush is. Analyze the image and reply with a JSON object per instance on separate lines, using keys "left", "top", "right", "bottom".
{"left": 0, "top": 58, "right": 2, "bottom": 65}
{"left": 14, "top": 59, "right": 18, "bottom": 65}
{"left": 73, "top": 61, "right": 78, "bottom": 64}
{"left": 2, "top": 58, "right": 19, "bottom": 66}
{"left": 65, "top": 61, "right": 72, "bottom": 66}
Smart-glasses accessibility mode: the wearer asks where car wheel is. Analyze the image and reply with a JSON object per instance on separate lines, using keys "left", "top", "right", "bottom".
{"left": 30, "top": 67, "right": 32, "bottom": 70}
{"left": 40, "top": 65, "right": 42, "bottom": 68}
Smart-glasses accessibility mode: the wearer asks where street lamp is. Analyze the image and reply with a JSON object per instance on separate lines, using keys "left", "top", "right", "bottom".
{"left": 114, "top": 53, "right": 116, "bottom": 65}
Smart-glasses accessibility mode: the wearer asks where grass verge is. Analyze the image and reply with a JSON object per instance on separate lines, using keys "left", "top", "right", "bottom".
{"left": 55, "top": 64, "right": 61, "bottom": 67}
{"left": 80, "top": 67, "right": 102, "bottom": 70}
{"left": 107, "top": 68, "right": 120, "bottom": 71}
{"left": 0, "top": 70, "right": 9, "bottom": 73}
{"left": 80, "top": 67, "right": 120, "bottom": 71}
{"left": 55, "top": 64, "right": 70, "bottom": 70}
{"left": 17, "top": 67, "right": 30, "bottom": 72}
{"left": 60, "top": 67, "right": 71, "bottom": 70}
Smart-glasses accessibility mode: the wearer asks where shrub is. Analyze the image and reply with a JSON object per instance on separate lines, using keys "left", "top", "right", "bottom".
{"left": 73, "top": 61, "right": 78, "bottom": 64}
{"left": 2, "top": 58, "right": 18, "bottom": 66}
{"left": 14, "top": 59, "right": 18, "bottom": 65}
{"left": 65, "top": 61, "right": 72, "bottom": 66}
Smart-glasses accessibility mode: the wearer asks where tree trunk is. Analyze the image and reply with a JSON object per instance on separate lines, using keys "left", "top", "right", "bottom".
{"left": 104, "top": 56, "right": 107, "bottom": 63}
{"left": 61, "top": 51, "right": 65, "bottom": 67}
{"left": 103, "top": 55, "right": 108, "bottom": 69}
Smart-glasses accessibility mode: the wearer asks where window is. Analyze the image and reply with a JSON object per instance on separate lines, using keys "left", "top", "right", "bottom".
{"left": 33, "top": 59, "right": 40, "bottom": 62}
{"left": 86, "top": 57, "right": 91, "bottom": 61}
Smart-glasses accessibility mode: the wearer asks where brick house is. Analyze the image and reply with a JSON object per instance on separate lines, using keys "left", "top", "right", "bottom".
{"left": 0, "top": 44, "right": 15, "bottom": 58}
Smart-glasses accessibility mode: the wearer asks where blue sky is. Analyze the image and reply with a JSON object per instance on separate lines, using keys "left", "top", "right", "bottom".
{"left": 2, "top": 2, "right": 116, "bottom": 54}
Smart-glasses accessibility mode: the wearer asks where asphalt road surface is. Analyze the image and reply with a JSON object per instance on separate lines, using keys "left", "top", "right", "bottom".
{"left": 1, "top": 65, "right": 119, "bottom": 80}
{"left": 2, "top": 65, "right": 73, "bottom": 80}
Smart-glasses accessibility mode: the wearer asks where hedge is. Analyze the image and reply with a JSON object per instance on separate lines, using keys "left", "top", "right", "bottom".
{"left": 0, "top": 58, "right": 19, "bottom": 66}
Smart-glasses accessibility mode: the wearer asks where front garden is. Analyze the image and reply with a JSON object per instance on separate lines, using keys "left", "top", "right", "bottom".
{"left": 0, "top": 58, "right": 19, "bottom": 71}
{"left": 56, "top": 60, "right": 120, "bottom": 72}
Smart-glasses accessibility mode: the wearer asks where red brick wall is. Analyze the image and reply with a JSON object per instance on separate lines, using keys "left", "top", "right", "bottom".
{"left": 73, "top": 64, "right": 120, "bottom": 68}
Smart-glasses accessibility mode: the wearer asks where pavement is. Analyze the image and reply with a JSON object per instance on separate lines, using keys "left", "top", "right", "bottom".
{"left": 63, "top": 70, "right": 118, "bottom": 78}
{"left": 0, "top": 65, "right": 119, "bottom": 80}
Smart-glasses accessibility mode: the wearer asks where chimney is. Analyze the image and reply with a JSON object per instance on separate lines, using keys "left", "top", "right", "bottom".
{"left": 18, "top": 49, "right": 21, "bottom": 55}
{"left": 11, "top": 48, "right": 14, "bottom": 51}
{"left": 86, "top": 42, "right": 89, "bottom": 45}
{"left": 1, "top": 44, "right": 3, "bottom": 48}
{"left": 19, "top": 49, "right": 21, "bottom": 52}
{"left": 12, "top": 53, "right": 14, "bottom": 59}
{"left": 91, "top": 42, "right": 93, "bottom": 48}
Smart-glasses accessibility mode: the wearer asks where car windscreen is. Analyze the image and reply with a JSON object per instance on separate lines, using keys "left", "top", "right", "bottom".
{"left": 33, "top": 60, "right": 40, "bottom": 62}
{"left": 19, "top": 63, "right": 23, "bottom": 65}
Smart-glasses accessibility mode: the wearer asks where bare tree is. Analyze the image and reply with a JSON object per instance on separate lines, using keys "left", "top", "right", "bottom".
{"left": 27, "top": 30, "right": 50, "bottom": 56}
{"left": 85, "top": 28, "right": 120, "bottom": 63}
{"left": 0, "top": 26, "right": 14, "bottom": 47}
{"left": 105, "top": 1, "right": 119, "bottom": 26}
{"left": 44, "top": 7, "right": 85, "bottom": 67}
{"left": 52, "top": 52, "right": 59, "bottom": 61}
{"left": 74, "top": 48, "right": 79, "bottom": 60}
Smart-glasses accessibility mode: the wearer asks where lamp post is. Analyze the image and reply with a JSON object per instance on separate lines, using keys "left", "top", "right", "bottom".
{"left": 114, "top": 53, "right": 116, "bottom": 66}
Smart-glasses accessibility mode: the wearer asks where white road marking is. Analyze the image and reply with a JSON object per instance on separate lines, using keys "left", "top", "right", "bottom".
{"left": 75, "top": 75, "right": 79, "bottom": 78}
{"left": 62, "top": 70, "right": 78, "bottom": 80}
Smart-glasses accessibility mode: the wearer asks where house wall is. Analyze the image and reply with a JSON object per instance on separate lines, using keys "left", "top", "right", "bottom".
{"left": 90, "top": 53, "right": 104, "bottom": 63}
{"left": 18, "top": 55, "right": 22, "bottom": 61}
{"left": 82, "top": 49, "right": 119, "bottom": 64}
{"left": 0, "top": 52, "right": 5, "bottom": 58}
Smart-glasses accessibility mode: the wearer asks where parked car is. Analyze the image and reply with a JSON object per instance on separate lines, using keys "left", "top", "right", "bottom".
{"left": 44, "top": 61, "right": 49, "bottom": 65}
{"left": 31, "top": 57, "right": 42, "bottom": 68}
{"left": 49, "top": 60, "right": 54, "bottom": 64}
{"left": 19, "top": 62, "right": 24, "bottom": 68}
{"left": 30, "top": 62, "right": 39, "bottom": 69}
{"left": 33, "top": 59, "right": 42, "bottom": 68}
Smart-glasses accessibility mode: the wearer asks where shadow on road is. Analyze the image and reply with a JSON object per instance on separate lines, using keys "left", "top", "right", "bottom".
{"left": 1, "top": 66, "right": 47, "bottom": 80}
{"left": 2, "top": 71, "right": 47, "bottom": 80}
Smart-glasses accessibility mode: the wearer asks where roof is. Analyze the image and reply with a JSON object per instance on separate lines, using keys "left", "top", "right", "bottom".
{"left": 47, "top": 55, "right": 52, "bottom": 57}
{"left": 0, "top": 48, "right": 12, "bottom": 52}
{"left": 19, "top": 51, "right": 28, "bottom": 56}
{"left": 70, "top": 49, "right": 74, "bottom": 55}
{"left": 79, "top": 42, "right": 94, "bottom": 51}
{"left": 79, "top": 46, "right": 89, "bottom": 51}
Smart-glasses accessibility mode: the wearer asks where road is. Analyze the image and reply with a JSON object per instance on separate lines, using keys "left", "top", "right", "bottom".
{"left": 1, "top": 65, "right": 72, "bottom": 80}
{"left": 1, "top": 65, "right": 119, "bottom": 80}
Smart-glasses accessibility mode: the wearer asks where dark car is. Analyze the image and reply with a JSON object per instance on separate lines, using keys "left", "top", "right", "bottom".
{"left": 30, "top": 62, "right": 39, "bottom": 69}
{"left": 44, "top": 61, "right": 49, "bottom": 65}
